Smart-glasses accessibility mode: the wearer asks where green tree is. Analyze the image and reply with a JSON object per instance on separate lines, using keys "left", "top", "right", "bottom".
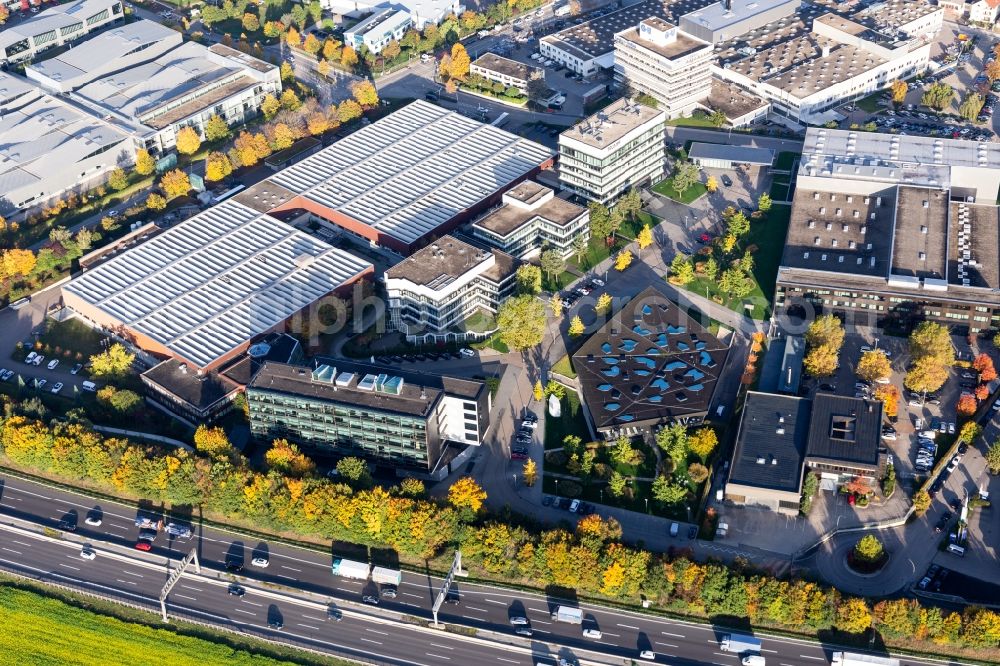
{"left": 655, "top": 423, "right": 688, "bottom": 470}
{"left": 336, "top": 456, "right": 372, "bottom": 486}
{"left": 757, "top": 192, "right": 772, "bottom": 213}
{"left": 718, "top": 267, "right": 753, "bottom": 298}
{"left": 669, "top": 254, "right": 694, "bottom": 285}
{"left": 107, "top": 168, "right": 128, "bottom": 191}
{"left": 568, "top": 315, "right": 585, "bottom": 337}
{"left": 496, "top": 295, "right": 546, "bottom": 351}
{"left": 703, "top": 256, "right": 719, "bottom": 281}
{"left": 708, "top": 109, "right": 726, "bottom": 127}
{"left": 853, "top": 534, "right": 885, "bottom": 563}
{"left": 652, "top": 475, "right": 687, "bottom": 504}
{"left": 539, "top": 249, "right": 565, "bottom": 283}
{"left": 571, "top": 234, "right": 588, "bottom": 264}
{"left": 588, "top": 202, "right": 613, "bottom": 243}
{"left": 985, "top": 441, "right": 1000, "bottom": 474}
{"left": 725, "top": 209, "right": 750, "bottom": 238}
{"left": 515, "top": 264, "right": 542, "bottom": 295}
{"left": 88, "top": 343, "right": 135, "bottom": 380}
{"left": 203, "top": 114, "right": 231, "bottom": 142}
{"left": 912, "top": 489, "right": 931, "bottom": 515}
{"left": 959, "top": 92, "right": 984, "bottom": 122}
{"left": 921, "top": 81, "right": 954, "bottom": 111}
{"left": 671, "top": 162, "right": 700, "bottom": 198}
{"left": 612, "top": 435, "right": 636, "bottom": 466}
{"left": 550, "top": 294, "right": 563, "bottom": 319}
{"left": 607, "top": 471, "right": 627, "bottom": 498}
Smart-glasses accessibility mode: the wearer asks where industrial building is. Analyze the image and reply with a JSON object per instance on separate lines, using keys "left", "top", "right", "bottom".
{"left": 62, "top": 198, "right": 373, "bottom": 373}
{"left": 725, "top": 392, "right": 885, "bottom": 515}
{"left": 573, "top": 285, "right": 730, "bottom": 436}
{"left": 0, "top": 0, "right": 123, "bottom": 66}
{"left": 385, "top": 235, "right": 518, "bottom": 343}
{"left": 470, "top": 181, "right": 589, "bottom": 259}
{"left": 776, "top": 128, "right": 1000, "bottom": 334}
{"left": 558, "top": 98, "right": 665, "bottom": 204}
{"left": 613, "top": 17, "right": 713, "bottom": 119}
{"left": 318, "top": 0, "right": 461, "bottom": 29}
{"left": 246, "top": 358, "right": 491, "bottom": 476}
{"left": 469, "top": 53, "right": 544, "bottom": 95}
{"left": 258, "top": 100, "right": 554, "bottom": 255}
{"left": 679, "top": 0, "right": 800, "bottom": 44}
{"left": 0, "top": 71, "right": 132, "bottom": 215}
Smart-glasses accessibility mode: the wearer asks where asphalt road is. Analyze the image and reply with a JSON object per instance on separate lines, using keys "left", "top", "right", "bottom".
{"left": 0, "top": 472, "right": 974, "bottom": 666}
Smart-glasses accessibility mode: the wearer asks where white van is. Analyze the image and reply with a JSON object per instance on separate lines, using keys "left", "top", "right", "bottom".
{"left": 742, "top": 656, "right": 766, "bottom": 666}
{"left": 947, "top": 544, "right": 965, "bottom": 557}
{"left": 81, "top": 381, "right": 97, "bottom": 392}
{"left": 582, "top": 628, "right": 602, "bottom": 639}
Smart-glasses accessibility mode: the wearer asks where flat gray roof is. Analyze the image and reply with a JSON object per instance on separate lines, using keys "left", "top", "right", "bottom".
{"left": 63, "top": 200, "right": 372, "bottom": 369}
{"left": 0, "top": 0, "right": 120, "bottom": 52}
{"left": 560, "top": 97, "right": 665, "bottom": 150}
{"left": 268, "top": 100, "right": 553, "bottom": 246}
{"left": 689, "top": 142, "right": 774, "bottom": 165}
{"left": 385, "top": 235, "right": 495, "bottom": 287}
{"left": 890, "top": 185, "right": 948, "bottom": 281}
{"left": 471, "top": 53, "right": 543, "bottom": 82}
{"left": 949, "top": 201, "right": 999, "bottom": 290}
{"left": 681, "top": 0, "right": 798, "bottom": 31}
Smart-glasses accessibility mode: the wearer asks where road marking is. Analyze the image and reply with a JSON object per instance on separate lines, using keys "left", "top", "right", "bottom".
{"left": 10, "top": 540, "right": 29, "bottom": 547}
{"left": 121, "top": 570, "right": 143, "bottom": 578}
{"left": 602, "top": 631, "right": 620, "bottom": 637}
{"left": 116, "top": 579, "right": 137, "bottom": 586}
{"left": 464, "top": 605, "right": 488, "bottom": 613}
{"left": 281, "top": 565, "right": 301, "bottom": 572}
{"left": 365, "top": 628, "right": 388, "bottom": 635}
{"left": 799, "top": 656, "right": 823, "bottom": 661}
{"left": 484, "top": 598, "right": 505, "bottom": 604}
{"left": 58, "top": 563, "right": 80, "bottom": 570}
{"left": 242, "top": 601, "right": 262, "bottom": 607}
{"left": 532, "top": 619, "right": 551, "bottom": 625}
{"left": 429, "top": 643, "right": 454, "bottom": 650}
{"left": 714, "top": 653, "right": 737, "bottom": 659}
{"left": 402, "top": 592, "right": 421, "bottom": 598}
{"left": 297, "top": 623, "right": 319, "bottom": 630}
{"left": 301, "top": 614, "right": 325, "bottom": 622}
{"left": 336, "top": 586, "right": 355, "bottom": 593}
{"left": 761, "top": 649, "right": 777, "bottom": 653}
{"left": 527, "top": 607, "right": 548, "bottom": 614}
{"left": 425, "top": 653, "right": 451, "bottom": 660}
{"left": 359, "top": 637, "right": 382, "bottom": 645}
{"left": 180, "top": 585, "right": 202, "bottom": 592}
{"left": 106, "top": 524, "right": 126, "bottom": 531}
{"left": 656, "top": 642, "right": 678, "bottom": 648}
{"left": 275, "top": 574, "right": 297, "bottom": 581}
{"left": 174, "top": 594, "right": 196, "bottom": 601}
{"left": 496, "top": 659, "right": 520, "bottom": 664}
{"left": 617, "top": 623, "right": 640, "bottom": 630}
{"left": 1, "top": 548, "right": 21, "bottom": 555}
{"left": 234, "top": 609, "right": 256, "bottom": 616}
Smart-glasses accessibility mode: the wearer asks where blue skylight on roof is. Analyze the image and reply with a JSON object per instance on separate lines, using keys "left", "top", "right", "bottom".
{"left": 635, "top": 357, "right": 656, "bottom": 368}
{"left": 667, "top": 325, "right": 686, "bottom": 335}
{"left": 601, "top": 342, "right": 612, "bottom": 353}
{"left": 656, "top": 333, "right": 668, "bottom": 346}
{"left": 633, "top": 325, "right": 651, "bottom": 335}
{"left": 617, "top": 414, "right": 635, "bottom": 422}
{"left": 649, "top": 395, "right": 662, "bottom": 403}
{"left": 597, "top": 383, "right": 613, "bottom": 391}
{"left": 685, "top": 368, "right": 705, "bottom": 381}
{"left": 603, "top": 357, "right": 619, "bottom": 364}
{"left": 664, "top": 361, "right": 686, "bottom": 371}
{"left": 695, "top": 341, "right": 706, "bottom": 350}
{"left": 652, "top": 378, "right": 669, "bottom": 391}
{"left": 642, "top": 304, "right": 652, "bottom": 315}
{"left": 677, "top": 341, "right": 690, "bottom": 351}
{"left": 619, "top": 339, "right": 638, "bottom": 352}
{"left": 604, "top": 402, "right": 621, "bottom": 411}
{"left": 688, "top": 383, "right": 704, "bottom": 392}
{"left": 635, "top": 369, "right": 650, "bottom": 376}
{"left": 602, "top": 366, "right": 620, "bottom": 377}
{"left": 646, "top": 347, "right": 660, "bottom": 355}
{"left": 699, "top": 351, "right": 715, "bottom": 366}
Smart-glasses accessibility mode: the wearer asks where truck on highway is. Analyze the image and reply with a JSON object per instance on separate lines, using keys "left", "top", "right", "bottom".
{"left": 831, "top": 652, "right": 900, "bottom": 666}
{"left": 134, "top": 510, "right": 162, "bottom": 530}
{"left": 331, "top": 557, "right": 370, "bottom": 580}
{"left": 371, "top": 566, "right": 402, "bottom": 586}
{"left": 720, "top": 633, "right": 762, "bottom": 653}
{"left": 550, "top": 605, "right": 583, "bottom": 624}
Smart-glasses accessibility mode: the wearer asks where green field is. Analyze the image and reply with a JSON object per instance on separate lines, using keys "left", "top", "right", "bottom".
{"left": 651, "top": 178, "right": 707, "bottom": 204}
{"left": 0, "top": 585, "right": 345, "bottom": 666}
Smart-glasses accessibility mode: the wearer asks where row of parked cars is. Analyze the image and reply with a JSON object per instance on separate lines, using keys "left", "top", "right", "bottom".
{"left": 372, "top": 348, "right": 475, "bottom": 365}
{"left": 560, "top": 277, "right": 604, "bottom": 307}
{"left": 511, "top": 412, "right": 537, "bottom": 461}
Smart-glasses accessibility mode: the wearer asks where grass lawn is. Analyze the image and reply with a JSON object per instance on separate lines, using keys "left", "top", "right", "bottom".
{"left": 769, "top": 179, "right": 790, "bottom": 201}
{"left": 651, "top": 177, "right": 708, "bottom": 204}
{"left": 551, "top": 354, "right": 576, "bottom": 379}
{"left": 543, "top": 390, "right": 589, "bottom": 449}
{"left": 0, "top": 584, "right": 347, "bottom": 666}
{"left": 773, "top": 151, "right": 799, "bottom": 172}
{"left": 856, "top": 91, "right": 884, "bottom": 113}
{"left": 462, "top": 309, "right": 497, "bottom": 334}
{"left": 541, "top": 475, "right": 689, "bottom": 520}
{"left": 470, "top": 331, "right": 509, "bottom": 354}
{"left": 618, "top": 210, "right": 661, "bottom": 240}
{"left": 542, "top": 269, "right": 578, "bottom": 292}
{"left": 35, "top": 318, "right": 107, "bottom": 361}
{"left": 568, "top": 237, "right": 623, "bottom": 272}
{"left": 665, "top": 111, "right": 719, "bottom": 128}
{"left": 683, "top": 204, "right": 791, "bottom": 320}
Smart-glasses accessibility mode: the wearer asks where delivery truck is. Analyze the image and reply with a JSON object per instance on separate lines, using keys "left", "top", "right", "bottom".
{"left": 551, "top": 606, "right": 583, "bottom": 624}
{"left": 371, "top": 566, "right": 402, "bottom": 586}
{"left": 331, "top": 557, "right": 370, "bottom": 580}
{"left": 831, "top": 652, "right": 900, "bottom": 666}
{"left": 720, "top": 633, "right": 762, "bottom": 653}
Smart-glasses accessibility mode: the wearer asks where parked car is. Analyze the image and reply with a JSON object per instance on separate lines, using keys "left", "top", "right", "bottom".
{"left": 47, "top": 359, "right": 59, "bottom": 370}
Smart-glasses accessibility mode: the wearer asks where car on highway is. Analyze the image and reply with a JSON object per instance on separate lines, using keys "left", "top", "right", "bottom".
{"left": 135, "top": 540, "right": 152, "bottom": 551}
{"left": 582, "top": 627, "right": 602, "bottom": 639}
{"left": 25, "top": 352, "right": 36, "bottom": 364}
{"left": 509, "top": 616, "right": 529, "bottom": 625}
{"left": 514, "top": 626, "right": 533, "bottom": 637}
{"left": 51, "top": 382, "right": 63, "bottom": 394}
{"left": 443, "top": 595, "right": 460, "bottom": 606}
{"left": 268, "top": 619, "right": 284, "bottom": 630}
{"left": 79, "top": 548, "right": 96, "bottom": 560}
{"left": 84, "top": 514, "right": 102, "bottom": 527}
{"left": 0, "top": 369, "right": 12, "bottom": 381}
{"left": 329, "top": 607, "right": 344, "bottom": 620}
{"left": 225, "top": 560, "right": 244, "bottom": 573}
{"left": 520, "top": 419, "right": 537, "bottom": 430}
{"left": 58, "top": 516, "right": 76, "bottom": 531}
{"left": 228, "top": 584, "right": 246, "bottom": 597}
{"left": 32, "top": 354, "right": 43, "bottom": 366}
{"left": 381, "top": 586, "right": 398, "bottom": 599}
{"left": 639, "top": 651, "right": 656, "bottom": 661}
{"left": 362, "top": 595, "right": 380, "bottom": 606}
{"left": 251, "top": 556, "right": 269, "bottom": 568}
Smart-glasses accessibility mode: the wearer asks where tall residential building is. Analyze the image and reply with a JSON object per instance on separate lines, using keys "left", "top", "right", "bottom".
{"left": 0, "top": 0, "right": 123, "bottom": 66}
{"left": 613, "top": 18, "right": 713, "bottom": 119}
{"left": 385, "top": 235, "right": 518, "bottom": 344}
{"left": 246, "top": 359, "right": 491, "bottom": 475}
{"left": 470, "top": 181, "right": 589, "bottom": 259}
{"left": 558, "top": 98, "right": 666, "bottom": 204}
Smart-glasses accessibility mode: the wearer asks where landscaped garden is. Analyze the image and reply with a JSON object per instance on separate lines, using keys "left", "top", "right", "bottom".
{"left": 652, "top": 176, "right": 708, "bottom": 204}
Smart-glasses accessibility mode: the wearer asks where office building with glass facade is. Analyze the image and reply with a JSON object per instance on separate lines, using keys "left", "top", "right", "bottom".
{"left": 246, "top": 359, "right": 490, "bottom": 473}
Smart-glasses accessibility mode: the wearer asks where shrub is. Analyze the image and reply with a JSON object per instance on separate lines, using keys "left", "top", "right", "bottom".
{"left": 559, "top": 480, "right": 582, "bottom": 498}
{"left": 800, "top": 472, "right": 819, "bottom": 515}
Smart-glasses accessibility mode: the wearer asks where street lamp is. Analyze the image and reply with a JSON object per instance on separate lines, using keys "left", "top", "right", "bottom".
{"left": 645, "top": 498, "right": 649, "bottom": 513}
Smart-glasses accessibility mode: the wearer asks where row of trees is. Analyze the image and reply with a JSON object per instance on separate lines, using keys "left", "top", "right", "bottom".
{"left": 1, "top": 408, "right": 1000, "bottom": 652}
{"left": 803, "top": 314, "right": 845, "bottom": 378}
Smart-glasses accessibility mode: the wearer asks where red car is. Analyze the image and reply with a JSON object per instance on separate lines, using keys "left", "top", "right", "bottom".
{"left": 511, "top": 452, "right": 528, "bottom": 460}
{"left": 134, "top": 540, "right": 152, "bottom": 551}
{"left": 699, "top": 233, "right": 712, "bottom": 243}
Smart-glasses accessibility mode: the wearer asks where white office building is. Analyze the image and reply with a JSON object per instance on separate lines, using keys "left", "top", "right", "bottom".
{"left": 613, "top": 17, "right": 713, "bottom": 119}
{"left": 385, "top": 235, "right": 518, "bottom": 343}
{"left": 0, "top": 0, "right": 123, "bottom": 66}
{"left": 558, "top": 98, "right": 666, "bottom": 204}
{"left": 319, "top": 0, "right": 461, "bottom": 29}
{"left": 679, "top": 0, "right": 800, "bottom": 44}
{"left": 343, "top": 6, "right": 412, "bottom": 54}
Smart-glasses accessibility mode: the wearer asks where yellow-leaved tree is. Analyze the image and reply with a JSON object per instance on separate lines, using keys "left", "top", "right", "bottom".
{"left": 88, "top": 343, "right": 135, "bottom": 380}
{"left": 0, "top": 248, "right": 36, "bottom": 281}
{"left": 448, "top": 476, "right": 487, "bottom": 514}
{"left": 175, "top": 126, "right": 201, "bottom": 156}
{"left": 205, "top": 152, "right": 233, "bottom": 182}
{"left": 160, "top": 169, "right": 191, "bottom": 198}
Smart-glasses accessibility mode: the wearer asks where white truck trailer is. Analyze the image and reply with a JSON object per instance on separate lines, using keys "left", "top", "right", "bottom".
{"left": 550, "top": 606, "right": 583, "bottom": 624}
{"left": 331, "top": 557, "right": 370, "bottom": 580}
{"left": 371, "top": 566, "right": 402, "bottom": 586}
{"left": 720, "top": 633, "right": 762, "bottom": 653}
{"left": 831, "top": 652, "right": 900, "bottom": 666}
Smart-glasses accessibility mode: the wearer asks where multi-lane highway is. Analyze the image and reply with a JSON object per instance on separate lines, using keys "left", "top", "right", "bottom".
{"left": 0, "top": 472, "right": 971, "bottom": 666}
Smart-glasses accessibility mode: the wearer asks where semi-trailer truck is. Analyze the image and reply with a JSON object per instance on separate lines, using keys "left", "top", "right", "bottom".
{"left": 720, "top": 633, "right": 762, "bottom": 653}
{"left": 371, "top": 566, "right": 402, "bottom": 586}
{"left": 551, "top": 606, "right": 583, "bottom": 624}
{"left": 331, "top": 557, "right": 370, "bottom": 580}
{"left": 831, "top": 652, "right": 900, "bottom": 666}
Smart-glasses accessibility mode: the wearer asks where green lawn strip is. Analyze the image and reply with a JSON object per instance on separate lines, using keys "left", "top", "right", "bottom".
{"left": 470, "top": 332, "right": 509, "bottom": 354}
{"left": 0, "top": 583, "right": 347, "bottom": 666}
{"left": 769, "top": 181, "right": 790, "bottom": 201}
{"left": 543, "top": 391, "right": 588, "bottom": 449}
{"left": 542, "top": 269, "right": 577, "bottom": 292}
{"left": 651, "top": 178, "right": 708, "bottom": 204}
{"left": 772, "top": 151, "right": 800, "bottom": 172}
{"left": 551, "top": 354, "right": 576, "bottom": 379}
{"left": 856, "top": 92, "right": 883, "bottom": 113}
{"left": 35, "top": 318, "right": 107, "bottom": 360}
{"left": 665, "top": 111, "right": 718, "bottom": 128}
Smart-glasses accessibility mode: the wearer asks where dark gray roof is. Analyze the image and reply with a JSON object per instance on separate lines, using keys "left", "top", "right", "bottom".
{"left": 141, "top": 359, "right": 242, "bottom": 411}
{"left": 729, "top": 392, "right": 810, "bottom": 493}
{"left": 805, "top": 393, "right": 882, "bottom": 470}
{"left": 689, "top": 142, "right": 774, "bottom": 165}
{"left": 572, "top": 285, "right": 729, "bottom": 430}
